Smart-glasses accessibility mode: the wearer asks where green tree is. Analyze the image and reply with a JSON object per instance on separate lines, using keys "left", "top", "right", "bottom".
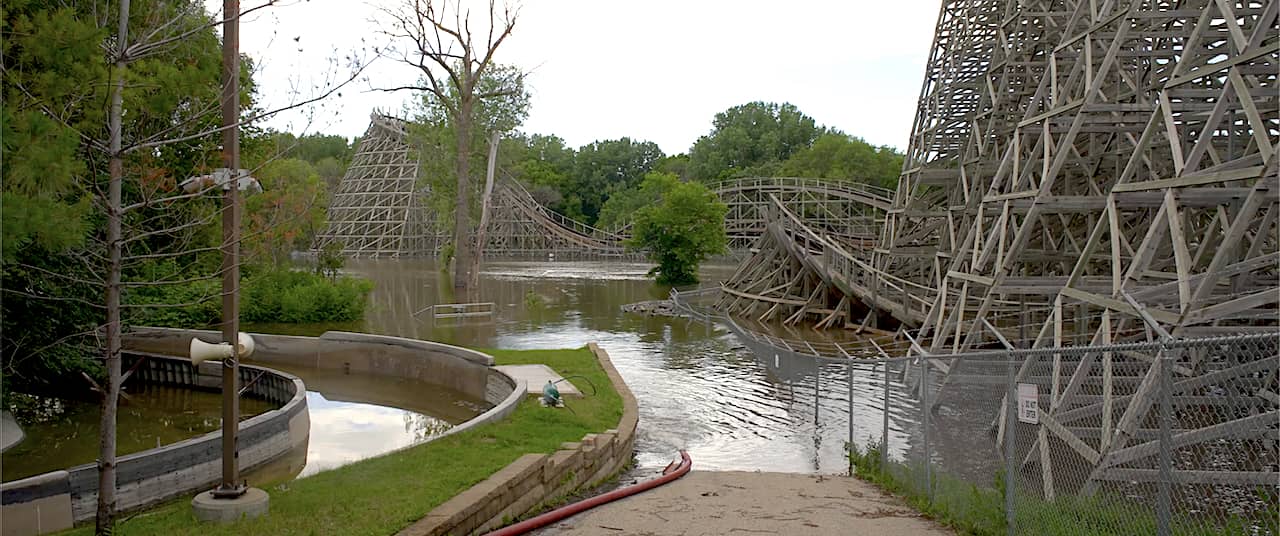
{"left": 655, "top": 154, "right": 691, "bottom": 180}
{"left": 780, "top": 132, "right": 904, "bottom": 189}
{"left": 3, "top": 1, "right": 366, "bottom": 530}
{"left": 379, "top": 0, "right": 523, "bottom": 291}
{"left": 510, "top": 134, "right": 575, "bottom": 212}
{"left": 627, "top": 175, "right": 728, "bottom": 285}
{"left": 315, "top": 156, "right": 345, "bottom": 191}
{"left": 293, "top": 133, "right": 354, "bottom": 163}
{"left": 597, "top": 171, "right": 676, "bottom": 230}
{"left": 411, "top": 63, "right": 531, "bottom": 259}
{"left": 687, "top": 101, "right": 820, "bottom": 181}
{"left": 244, "top": 158, "right": 328, "bottom": 266}
{"left": 568, "top": 138, "right": 663, "bottom": 224}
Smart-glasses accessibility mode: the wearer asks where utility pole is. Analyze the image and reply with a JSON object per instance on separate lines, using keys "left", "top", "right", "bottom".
{"left": 190, "top": 0, "right": 270, "bottom": 521}
{"left": 217, "top": 0, "right": 244, "bottom": 499}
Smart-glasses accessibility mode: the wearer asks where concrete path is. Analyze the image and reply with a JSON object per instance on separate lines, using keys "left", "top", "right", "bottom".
{"left": 496, "top": 364, "right": 583, "bottom": 397}
{"left": 536, "top": 471, "right": 952, "bottom": 536}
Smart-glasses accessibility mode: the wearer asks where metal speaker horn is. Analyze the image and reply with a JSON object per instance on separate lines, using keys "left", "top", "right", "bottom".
{"left": 189, "top": 338, "right": 235, "bottom": 365}
{"left": 236, "top": 332, "right": 256, "bottom": 358}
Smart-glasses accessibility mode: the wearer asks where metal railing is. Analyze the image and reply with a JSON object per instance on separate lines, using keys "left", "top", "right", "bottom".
{"left": 670, "top": 287, "right": 1280, "bottom": 536}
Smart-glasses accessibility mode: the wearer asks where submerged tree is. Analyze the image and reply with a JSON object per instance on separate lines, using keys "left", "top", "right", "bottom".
{"left": 378, "top": 0, "right": 524, "bottom": 292}
{"left": 626, "top": 173, "right": 728, "bottom": 285}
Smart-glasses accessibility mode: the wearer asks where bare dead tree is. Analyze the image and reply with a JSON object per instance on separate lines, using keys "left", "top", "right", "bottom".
{"left": 376, "top": 0, "right": 520, "bottom": 292}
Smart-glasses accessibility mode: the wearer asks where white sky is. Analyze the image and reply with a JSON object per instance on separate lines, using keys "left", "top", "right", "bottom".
{"left": 216, "top": 0, "right": 942, "bottom": 154}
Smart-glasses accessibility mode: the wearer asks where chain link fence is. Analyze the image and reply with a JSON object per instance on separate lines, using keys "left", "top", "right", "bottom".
{"left": 670, "top": 288, "right": 1280, "bottom": 536}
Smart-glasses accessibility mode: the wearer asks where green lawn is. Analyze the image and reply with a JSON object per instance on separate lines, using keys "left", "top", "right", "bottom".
{"left": 67, "top": 346, "right": 623, "bottom": 536}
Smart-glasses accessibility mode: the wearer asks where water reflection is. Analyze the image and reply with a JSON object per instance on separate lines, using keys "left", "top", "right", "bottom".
{"left": 295, "top": 392, "right": 445, "bottom": 477}
{"left": 240, "top": 361, "right": 489, "bottom": 478}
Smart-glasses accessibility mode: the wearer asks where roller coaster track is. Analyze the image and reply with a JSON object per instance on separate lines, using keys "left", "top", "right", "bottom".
{"left": 488, "top": 175, "right": 633, "bottom": 256}
{"left": 318, "top": 124, "right": 894, "bottom": 259}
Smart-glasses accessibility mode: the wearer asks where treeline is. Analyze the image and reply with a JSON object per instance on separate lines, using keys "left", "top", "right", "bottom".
{"left": 500, "top": 101, "right": 903, "bottom": 229}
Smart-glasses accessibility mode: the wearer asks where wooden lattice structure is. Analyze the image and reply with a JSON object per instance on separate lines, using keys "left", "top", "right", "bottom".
{"left": 723, "top": 0, "right": 1278, "bottom": 343}
{"left": 889, "top": 0, "right": 1279, "bottom": 350}
{"left": 314, "top": 113, "right": 631, "bottom": 258}
{"left": 315, "top": 113, "right": 440, "bottom": 256}
{"left": 710, "top": 177, "right": 892, "bottom": 250}
{"left": 718, "top": 0, "right": 1279, "bottom": 505}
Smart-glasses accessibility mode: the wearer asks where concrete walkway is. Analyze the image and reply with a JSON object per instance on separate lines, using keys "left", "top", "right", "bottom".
{"left": 536, "top": 471, "right": 952, "bottom": 536}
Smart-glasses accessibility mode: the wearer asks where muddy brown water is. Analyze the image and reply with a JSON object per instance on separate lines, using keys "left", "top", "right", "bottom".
{"left": 250, "top": 259, "right": 965, "bottom": 477}
{"left": 6, "top": 258, "right": 989, "bottom": 484}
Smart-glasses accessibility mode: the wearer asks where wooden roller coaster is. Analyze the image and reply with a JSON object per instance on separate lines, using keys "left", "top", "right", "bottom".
{"left": 716, "top": 0, "right": 1279, "bottom": 506}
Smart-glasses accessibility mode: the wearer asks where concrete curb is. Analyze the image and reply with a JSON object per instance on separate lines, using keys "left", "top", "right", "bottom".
{"left": 397, "top": 343, "right": 639, "bottom": 536}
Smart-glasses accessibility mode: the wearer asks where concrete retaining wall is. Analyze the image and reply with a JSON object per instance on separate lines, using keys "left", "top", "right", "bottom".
{"left": 1, "top": 354, "right": 308, "bottom": 536}
{"left": 124, "top": 328, "right": 496, "bottom": 401}
{"left": 397, "top": 342, "right": 639, "bottom": 536}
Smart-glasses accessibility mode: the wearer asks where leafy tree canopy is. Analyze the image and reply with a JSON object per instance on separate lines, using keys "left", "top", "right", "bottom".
{"left": 1, "top": 0, "right": 243, "bottom": 392}
{"left": 687, "top": 101, "right": 820, "bottom": 182}
{"left": 268, "top": 132, "right": 355, "bottom": 164}
{"left": 626, "top": 173, "right": 728, "bottom": 285}
{"left": 244, "top": 158, "right": 328, "bottom": 266}
{"left": 597, "top": 171, "right": 675, "bottom": 231}
{"left": 509, "top": 133, "right": 576, "bottom": 212}
{"left": 567, "top": 137, "right": 663, "bottom": 224}
{"left": 780, "top": 132, "right": 904, "bottom": 189}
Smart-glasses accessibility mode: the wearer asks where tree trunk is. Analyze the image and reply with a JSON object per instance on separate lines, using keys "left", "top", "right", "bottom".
{"left": 97, "top": 2, "right": 129, "bottom": 533}
{"left": 451, "top": 95, "right": 473, "bottom": 292}
{"left": 469, "top": 132, "right": 501, "bottom": 289}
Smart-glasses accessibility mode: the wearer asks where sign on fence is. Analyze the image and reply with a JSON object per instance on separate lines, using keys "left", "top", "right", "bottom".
{"left": 1017, "top": 383, "right": 1039, "bottom": 424}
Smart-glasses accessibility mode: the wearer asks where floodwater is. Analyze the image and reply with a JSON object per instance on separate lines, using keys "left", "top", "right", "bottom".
{"left": 6, "top": 258, "right": 992, "bottom": 483}
{"left": 241, "top": 361, "right": 489, "bottom": 478}
{"left": 2, "top": 386, "right": 274, "bottom": 482}
{"left": 251, "top": 258, "right": 974, "bottom": 476}
{"left": 3, "top": 343, "right": 490, "bottom": 483}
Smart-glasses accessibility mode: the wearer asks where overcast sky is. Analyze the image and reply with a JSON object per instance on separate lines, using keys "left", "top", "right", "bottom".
{"left": 216, "top": 0, "right": 942, "bottom": 155}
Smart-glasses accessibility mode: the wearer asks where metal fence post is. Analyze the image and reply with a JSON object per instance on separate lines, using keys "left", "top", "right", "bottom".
{"left": 882, "top": 360, "right": 890, "bottom": 474}
{"left": 815, "top": 359, "right": 821, "bottom": 426}
{"left": 1157, "top": 344, "right": 1173, "bottom": 536}
{"left": 922, "top": 356, "right": 932, "bottom": 501}
{"left": 1005, "top": 352, "right": 1016, "bottom": 536}
{"left": 844, "top": 363, "right": 855, "bottom": 475}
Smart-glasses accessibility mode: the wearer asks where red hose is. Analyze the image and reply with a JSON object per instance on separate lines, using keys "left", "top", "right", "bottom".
{"left": 484, "top": 451, "right": 692, "bottom": 536}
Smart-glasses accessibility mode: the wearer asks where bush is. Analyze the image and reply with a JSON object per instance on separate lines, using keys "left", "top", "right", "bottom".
{"left": 242, "top": 269, "right": 373, "bottom": 323}
{"left": 130, "top": 267, "right": 373, "bottom": 328}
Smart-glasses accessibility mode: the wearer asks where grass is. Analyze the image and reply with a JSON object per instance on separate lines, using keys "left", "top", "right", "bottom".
{"left": 64, "top": 346, "right": 623, "bottom": 536}
{"left": 847, "top": 440, "right": 1278, "bottom": 536}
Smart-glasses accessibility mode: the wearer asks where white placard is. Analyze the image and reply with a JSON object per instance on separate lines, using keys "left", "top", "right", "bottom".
{"left": 1017, "top": 383, "right": 1039, "bottom": 424}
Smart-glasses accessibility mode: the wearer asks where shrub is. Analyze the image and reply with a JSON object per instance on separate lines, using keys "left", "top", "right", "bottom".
{"left": 242, "top": 269, "right": 373, "bottom": 323}
{"left": 130, "top": 267, "right": 372, "bottom": 328}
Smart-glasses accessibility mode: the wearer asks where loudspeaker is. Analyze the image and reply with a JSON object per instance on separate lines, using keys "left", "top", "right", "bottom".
{"left": 190, "top": 338, "right": 235, "bottom": 365}
{"left": 189, "top": 332, "right": 255, "bottom": 365}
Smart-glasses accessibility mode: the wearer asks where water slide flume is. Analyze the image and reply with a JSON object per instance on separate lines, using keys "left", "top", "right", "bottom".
{"left": 484, "top": 451, "right": 693, "bottom": 536}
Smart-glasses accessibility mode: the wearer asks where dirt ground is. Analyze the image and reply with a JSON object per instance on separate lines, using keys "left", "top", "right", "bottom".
{"left": 534, "top": 470, "right": 954, "bottom": 536}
